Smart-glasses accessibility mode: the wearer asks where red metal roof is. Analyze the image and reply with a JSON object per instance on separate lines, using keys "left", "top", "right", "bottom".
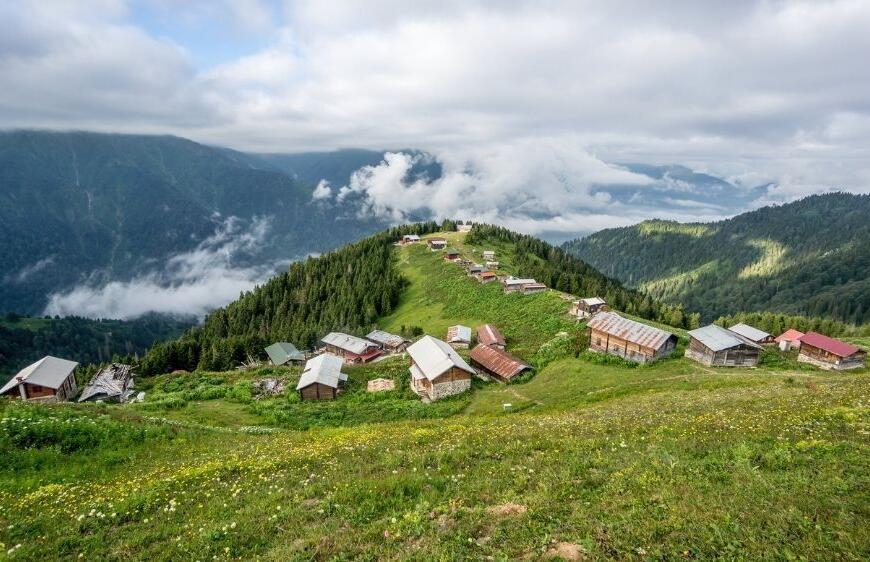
{"left": 774, "top": 329, "right": 804, "bottom": 343}
{"left": 477, "top": 324, "right": 506, "bottom": 347}
{"left": 469, "top": 344, "right": 530, "bottom": 380}
{"left": 798, "top": 332, "right": 861, "bottom": 358}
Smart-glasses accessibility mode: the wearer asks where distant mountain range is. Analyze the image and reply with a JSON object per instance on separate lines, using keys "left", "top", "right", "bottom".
{"left": 564, "top": 193, "right": 870, "bottom": 324}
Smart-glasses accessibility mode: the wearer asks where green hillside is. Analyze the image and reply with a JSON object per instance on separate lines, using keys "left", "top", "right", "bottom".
{"left": 1, "top": 227, "right": 868, "bottom": 560}
{"left": 563, "top": 193, "right": 870, "bottom": 324}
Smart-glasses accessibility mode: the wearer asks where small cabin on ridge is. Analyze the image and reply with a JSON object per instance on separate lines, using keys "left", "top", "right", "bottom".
{"left": 265, "top": 342, "right": 305, "bottom": 365}
{"left": 797, "top": 332, "right": 866, "bottom": 371}
{"left": 685, "top": 324, "right": 762, "bottom": 367}
{"left": 475, "top": 271, "right": 497, "bottom": 284}
{"left": 571, "top": 297, "right": 608, "bottom": 319}
{"left": 427, "top": 237, "right": 447, "bottom": 250}
{"left": 482, "top": 250, "right": 496, "bottom": 260}
{"left": 587, "top": 312, "right": 677, "bottom": 364}
{"left": 444, "top": 249, "right": 461, "bottom": 261}
{"left": 407, "top": 336, "right": 475, "bottom": 401}
{"left": 321, "top": 332, "right": 383, "bottom": 364}
{"left": 365, "top": 330, "right": 410, "bottom": 353}
{"left": 296, "top": 353, "right": 348, "bottom": 401}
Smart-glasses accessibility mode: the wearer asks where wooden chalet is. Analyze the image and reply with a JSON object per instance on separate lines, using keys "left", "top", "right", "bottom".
{"left": 588, "top": 312, "right": 677, "bottom": 364}
{"left": 78, "top": 363, "right": 135, "bottom": 403}
{"left": 728, "top": 323, "right": 775, "bottom": 345}
{"left": 685, "top": 324, "right": 762, "bottom": 367}
{"left": 401, "top": 234, "right": 421, "bottom": 244}
{"left": 571, "top": 297, "right": 608, "bottom": 319}
{"left": 407, "top": 335, "right": 475, "bottom": 401}
{"left": 485, "top": 261, "right": 499, "bottom": 269}
{"left": 444, "top": 248, "right": 461, "bottom": 261}
{"left": 466, "top": 263, "right": 485, "bottom": 275}
{"left": 477, "top": 324, "right": 506, "bottom": 349}
{"left": 475, "top": 271, "right": 497, "bottom": 284}
{"left": 775, "top": 329, "right": 804, "bottom": 351}
{"left": 365, "top": 330, "right": 410, "bottom": 353}
{"left": 321, "top": 332, "right": 383, "bottom": 364}
{"left": 797, "top": 332, "right": 866, "bottom": 371}
{"left": 446, "top": 325, "right": 472, "bottom": 348}
{"left": 502, "top": 276, "right": 538, "bottom": 294}
{"left": 469, "top": 344, "right": 530, "bottom": 382}
{"left": 521, "top": 282, "right": 547, "bottom": 295}
{"left": 0, "top": 356, "right": 78, "bottom": 402}
{"left": 427, "top": 237, "right": 447, "bottom": 250}
{"left": 296, "top": 353, "right": 348, "bottom": 400}
{"left": 482, "top": 250, "right": 496, "bottom": 260}
{"left": 265, "top": 342, "right": 305, "bottom": 365}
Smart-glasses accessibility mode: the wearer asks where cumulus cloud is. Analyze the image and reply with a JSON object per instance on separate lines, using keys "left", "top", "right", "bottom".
{"left": 311, "top": 179, "right": 332, "bottom": 200}
{"left": 43, "top": 217, "right": 281, "bottom": 320}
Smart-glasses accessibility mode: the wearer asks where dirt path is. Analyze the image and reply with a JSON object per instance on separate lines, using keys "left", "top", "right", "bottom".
{"left": 508, "top": 388, "right": 543, "bottom": 406}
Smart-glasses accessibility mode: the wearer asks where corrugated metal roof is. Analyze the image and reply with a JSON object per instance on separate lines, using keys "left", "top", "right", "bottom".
{"left": 78, "top": 363, "right": 134, "bottom": 402}
{"left": 728, "top": 323, "right": 771, "bottom": 342}
{"left": 407, "top": 336, "right": 475, "bottom": 381}
{"left": 688, "top": 324, "right": 762, "bottom": 352}
{"left": 799, "top": 332, "right": 861, "bottom": 358}
{"left": 321, "top": 332, "right": 376, "bottom": 354}
{"left": 587, "top": 312, "right": 676, "bottom": 350}
{"left": 503, "top": 277, "right": 537, "bottom": 286}
{"left": 580, "top": 297, "right": 606, "bottom": 306}
{"left": 0, "top": 356, "right": 78, "bottom": 395}
{"left": 775, "top": 329, "right": 805, "bottom": 343}
{"left": 297, "top": 353, "right": 347, "bottom": 390}
{"left": 265, "top": 342, "right": 305, "bottom": 365}
{"left": 446, "top": 325, "right": 472, "bottom": 343}
{"left": 366, "top": 330, "right": 407, "bottom": 348}
{"left": 469, "top": 344, "right": 530, "bottom": 380}
{"left": 477, "top": 324, "right": 506, "bottom": 347}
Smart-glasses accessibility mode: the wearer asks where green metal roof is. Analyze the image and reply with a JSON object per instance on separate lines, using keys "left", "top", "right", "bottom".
{"left": 265, "top": 342, "right": 304, "bottom": 365}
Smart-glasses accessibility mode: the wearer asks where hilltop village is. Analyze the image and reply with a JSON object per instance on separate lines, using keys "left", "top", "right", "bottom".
{"left": 2, "top": 230, "right": 865, "bottom": 406}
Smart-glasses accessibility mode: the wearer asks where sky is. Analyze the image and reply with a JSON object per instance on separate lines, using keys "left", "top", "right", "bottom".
{"left": 2, "top": 0, "right": 870, "bottom": 229}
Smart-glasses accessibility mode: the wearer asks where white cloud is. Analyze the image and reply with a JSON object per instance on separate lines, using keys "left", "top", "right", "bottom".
{"left": 43, "top": 217, "right": 281, "bottom": 319}
{"left": 4, "top": 256, "right": 56, "bottom": 284}
{"left": 311, "top": 179, "right": 332, "bottom": 200}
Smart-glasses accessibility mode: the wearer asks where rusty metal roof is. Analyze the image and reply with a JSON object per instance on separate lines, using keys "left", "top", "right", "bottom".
{"left": 587, "top": 311, "right": 676, "bottom": 351}
{"left": 477, "top": 324, "right": 506, "bottom": 347}
{"left": 469, "top": 344, "right": 530, "bottom": 380}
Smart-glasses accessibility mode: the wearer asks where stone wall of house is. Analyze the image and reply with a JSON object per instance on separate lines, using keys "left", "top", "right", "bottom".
{"left": 430, "top": 378, "right": 471, "bottom": 401}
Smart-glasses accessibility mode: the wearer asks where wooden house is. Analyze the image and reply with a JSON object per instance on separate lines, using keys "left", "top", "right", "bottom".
{"left": 477, "top": 324, "right": 506, "bottom": 349}
{"left": 0, "top": 356, "right": 78, "bottom": 402}
{"left": 485, "top": 261, "right": 499, "bottom": 269}
{"left": 401, "top": 234, "right": 421, "bottom": 244}
{"left": 774, "top": 329, "right": 804, "bottom": 351}
{"left": 466, "top": 263, "right": 485, "bottom": 275}
{"left": 321, "top": 332, "right": 383, "bottom": 364}
{"left": 797, "top": 332, "right": 866, "bottom": 371}
{"left": 469, "top": 344, "right": 531, "bottom": 382}
{"left": 482, "top": 250, "right": 496, "bottom": 260}
{"left": 265, "top": 342, "right": 305, "bottom": 365}
{"left": 521, "top": 282, "right": 547, "bottom": 295}
{"left": 407, "top": 335, "right": 475, "bottom": 401}
{"left": 446, "top": 325, "right": 472, "bottom": 348}
{"left": 475, "top": 271, "right": 497, "bottom": 284}
{"left": 728, "top": 323, "right": 775, "bottom": 345}
{"left": 296, "top": 353, "right": 348, "bottom": 400}
{"left": 365, "top": 330, "right": 410, "bottom": 353}
{"left": 588, "top": 312, "right": 677, "bottom": 364}
{"left": 444, "top": 249, "right": 461, "bottom": 261}
{"left": 570, "top": 297, "right": 608, "bottom": 319}
{"left": 502, "top": 276, "right": 538, "bottom": 293}
{"left": 427, "top": 237, "right": 447, "bottom": 250}
{"left": 78, "top": 363, "right": 135, "bottom": 403}
{"left": 685, "top": 324, "right": 762, "bottom": 367}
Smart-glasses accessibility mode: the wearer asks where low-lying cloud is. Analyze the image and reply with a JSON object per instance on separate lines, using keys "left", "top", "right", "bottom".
{"left": 43, "top": 217, "right": 279, "bottom": 320}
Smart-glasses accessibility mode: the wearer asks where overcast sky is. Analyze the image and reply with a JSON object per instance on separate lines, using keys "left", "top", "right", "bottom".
{"left": 2, "top": 0, "right": 869, "bottom": 221}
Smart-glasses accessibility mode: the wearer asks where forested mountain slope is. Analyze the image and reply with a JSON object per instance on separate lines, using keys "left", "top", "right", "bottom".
{"left": 563, "top": 193, "right": 870, "bottom": 323}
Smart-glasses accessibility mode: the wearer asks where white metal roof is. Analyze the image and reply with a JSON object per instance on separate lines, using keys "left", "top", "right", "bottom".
{"left": 321, "top": 332, "right": 375, "bottom": 354}
{"left": 296, "top": 353, "right": 348, "bottom": 390}
{"left": 78, "top": 363, "right": 134, "bottom": 402}
{"left": 407, "top": 335, "right": 475, "bottom": 381}
{"left": 503, "top": 276, "right": 537, "bottom": 286}
{"left": 581, "top": 297, "right": 606, "bottom": 306}
{"left": 587, "top": 312, "right": 675, "bottom": 350}
{"left": 403, "top": 234, "right": 420, "bottom": 240}
{"left": 688, "top": 324, "right": 763, "bottom": 352}
{"left": 446, "top": 325, "right": 472, "bottom": 343}
{"left": 727, "top": 323, "right": 771, "bottom": 343}
{"left": 366, "top": 330, "right": 407, "bottom": 347}
{"left": 0, "top": 356, "right": 78, "bottom": 395}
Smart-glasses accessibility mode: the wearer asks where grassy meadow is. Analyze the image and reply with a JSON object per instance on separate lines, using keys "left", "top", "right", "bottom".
{"left": 1, "top": 231, "right": 868, "bottom": 560}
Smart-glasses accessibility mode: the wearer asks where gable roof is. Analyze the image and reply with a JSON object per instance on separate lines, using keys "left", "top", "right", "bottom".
{"left": 0, "top": 356, "right": 78, "bottom": 395}
{"left": 296, "top": 353, "right": 348, "bottom": 390}
{"left": 727, "top": 323, "right": 772, "bottom": 343}
{"left": 799, "top": 332, "right": 861, "bottom": 358}
{"left": 407, "top": 335, "right": 475, "bottom": 381}
{"left": 446, "top": 325, "right": 472, "bottom": 343}
{"left": 477, "top": 324, "right": 506, "bottom": 347}
{"left": 469, "top": 344, "right": 530, "bottom": 380}
{"left": 78, "top": 363, "right": 134, "bottom": 402}
{"left": 321, "top": 332, "right": 376, "bottom": 355}
{"left": 775, "top": 329, "right": 805, "bottom": 343}
{"left": 588, "top": 312, "right": 676, "bottom": 350}
{"left": 366, "top": 330, "right": 407, "bottom": 348}
{"left": 265, "top": 342, "right": 305, "bottom": 365}
{"left": 578, "top": 297, "right": 606, "bottom": 306}
{"left": 688, "top": 324, "right": 763, "bottom": 352}
{"left": 403, "top": 234, "right": 420, "bottom": 241}
{"left": 502, "top": 277, "right": 537, "bottom": 286}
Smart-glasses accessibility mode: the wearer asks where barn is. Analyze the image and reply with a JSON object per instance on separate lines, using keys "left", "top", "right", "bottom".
{"left": 685, "top": 324, "right": 763, "bottom": 367}
{"left": 265, "top": 342, "right": 305, "bottom": 365}
{"left": 797, "top": 332, "right": 866, "bottom": 371}
{"left": 0, "top": 356, "right": 78, "bottom": 402}
{"left": 571, "top": 297, "right": 608, "bottom": 319}
{"left": 78, "top": 363, "right": 135, "bottom": 403}
{"left": 728, "top": 323, "right": 775, "bottom": 345}
{"left": 446, "top": 325, "right": 472, "bottom": 348}
{"left": 469, "top": 344, "right": 531, "bottom": 382}
{"left": 365, "top": 330, "right": 410, "bottom": 353}
{"left": 477, "top": 324, "right": 506, "bottom": 349}
{"left": 587, "top": 312, "right": 677, "bottom": 364}
{"left": 296, "top": 353, "right": 348, "bottom": 401}
{"left": 321, "top": 332, "right": 383, "bottom": 364}
{"left": 407, "top": 335, "right": 475, "bottom": 401}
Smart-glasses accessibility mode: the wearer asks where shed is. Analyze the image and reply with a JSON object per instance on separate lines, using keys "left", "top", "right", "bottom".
{"left": 265, "top": 342, "right": 305, "bottom": 365}
{"left": 365, "top": 330, "right": 410, "bottom": 352}
{"left": 475, "top": 271, "right": 497, "bottom": 284}
{"left": 466, "top": 263, "right": 485, "bottom": 275}
{"left": 407, "top": 335, "right": 475, "bottom": 401}
{"left": 427, "top": 237, "right": 447, "bottom": 250}
{"left": 482, "top": 250, "right": 496, "bottom": 260}
{"left": 0, "top": 356, "right": 78, "bottom": 402}
{"left": 444, "top": 249, "right": 461, "bottom": 261}
{"left": 296, "top": 353, "right": 348, "bottom": 400}
{"left": 571, "top": 297, "right": 608, "bottom": 319}
{"left": 521, "top": 282, "right": 547, "bottom": 295}
{"left": 401, "top": 234, "right": 421, "bottom": 244}
{"left": 728, "top": 323, "right": 774, "bottom": 345}
{"left": 446, "top": 325, "right": 473, "bottom": 348}
{"left": 775, "top": 329, "right": 805, "bottom": 351}
{"left": 502, "top": 277, "right": 538, "bottom": 293}
{"left": 469, "top": 344, "right": 531, "bottom": 382}
{"left": 685, "top": 324, "right": 762, "bottom": 367}
{"left": 797, "top": 332, "right": 866, "bottom": 371}
{"left": 477, "top": 324, "right": 506, "bottom": 349}
{"left": 78, "top": 363, "right": 135, "bottom": 403}
{"left": 321, "top": 332, "right": 383, "bottom": 363}
{"left": 587, "top": 312, "right": 677, "bottom": 364}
